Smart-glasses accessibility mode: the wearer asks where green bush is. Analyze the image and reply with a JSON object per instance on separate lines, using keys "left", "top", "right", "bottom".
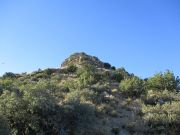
{"left": 116, "top": 68, "right": 131, "bottom": 79}
{"left": 112, "top": 67, "right": 131, "bottom": 82}
{"left": 111, "top": 72, "right": 124, "bottom": 82}
{"left": 119, "top": 76, "right": 145, "bottom": 97}
{"left": 65, "top": 88, "right": 95, "bottom": 103}
{"left": 77, "top": 65, "right": 101, "bottom": 87}
{"left": 63, "top": 101, "right": 95, "bottom": 133}
{"left": 59, "top": 65, "right": 77, "bottom": 74}
{"left": 0, "top": 79, "right": 15, "bottom": 92}
{"left": 142, "top": 101, "right": 180, "bottom": 134}
{"left": 44, "top": 68, "right": 57, "bottom": 76}
{"left": 0, "top": 87, "right": 60, "bottom": 135}
{"left": 144, "top": 90, "right": 173, "bottom": 105}
{"left": 147, "top": 71, "right": 179, "bottom": 92}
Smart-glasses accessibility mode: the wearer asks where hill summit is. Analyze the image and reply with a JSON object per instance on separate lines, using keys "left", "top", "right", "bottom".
{"left": 61, "top": 52, "right": 105, "bottom": 68}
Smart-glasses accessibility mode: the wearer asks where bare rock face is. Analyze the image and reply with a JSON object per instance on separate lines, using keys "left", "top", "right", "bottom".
{"left": 61, "top": 52, "right": 104, "bottom": 68}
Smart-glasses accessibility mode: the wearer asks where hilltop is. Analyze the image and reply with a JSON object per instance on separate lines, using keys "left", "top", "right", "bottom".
{"left": 61, "top": 52, "right": 104, "bottom": 68}
{"left": 61, "top": 52, "right": 116, "bottom": 71}
{"left": 0, "top": 52, "right": 179, "bottom": 135}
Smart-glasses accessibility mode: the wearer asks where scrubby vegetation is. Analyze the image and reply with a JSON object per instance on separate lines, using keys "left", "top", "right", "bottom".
{"left": 0, "top": 52, "right": 179, "bottom": 135}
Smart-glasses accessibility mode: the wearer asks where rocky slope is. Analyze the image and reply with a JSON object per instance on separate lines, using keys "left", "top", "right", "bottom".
{"left": 0, "top": 52, "right": 179, "bottom": 135}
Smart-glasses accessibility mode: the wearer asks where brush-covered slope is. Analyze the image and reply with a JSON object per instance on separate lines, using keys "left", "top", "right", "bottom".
{"left": 0, "top": 52, "right": 179, "bottom": 135}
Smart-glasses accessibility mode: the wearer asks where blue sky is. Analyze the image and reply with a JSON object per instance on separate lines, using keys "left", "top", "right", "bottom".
{"left": 0, "top": 0, "right": 180, "bottom": 78}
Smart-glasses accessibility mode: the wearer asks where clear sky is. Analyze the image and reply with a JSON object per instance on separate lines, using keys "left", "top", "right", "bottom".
{"left": 0, "top": 0, "right": 180, "bottom": 78}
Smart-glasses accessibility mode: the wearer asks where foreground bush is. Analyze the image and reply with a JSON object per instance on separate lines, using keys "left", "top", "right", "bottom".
{"left": 0, "top": 88, "right": 60, "bottom": 135}
{"left": 142, "top": 101, "right": 180, "bottom": 134}
{"left": 0, "top": 80, "right": 97, "bottom": 135}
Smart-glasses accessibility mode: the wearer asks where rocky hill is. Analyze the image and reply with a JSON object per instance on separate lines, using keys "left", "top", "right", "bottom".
{"left": 0, "top": 53, "right": 179, "bottom": 135}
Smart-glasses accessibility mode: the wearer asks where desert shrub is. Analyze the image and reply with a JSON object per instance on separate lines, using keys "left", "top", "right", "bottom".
{"left": 63, "top": 79, "right": 80, "bottom": 90}
{"left": 117, "top": 67, "right": 131, "bottom": 78}
{"left": 51, "top": 85, "right": 69, "bottom": 99}
{"left": 59, "top": 65, "right": 77, "bottom": 74}
{"left": 0, "top": 78, "right": 98, "bottom": 135}
{"left": 103, "top": 71, "right": 111, "bottom": 78}
{"left": 0, "top": 86, "right": 61, "bottom": 135}
{"left": 0, "top": 78, "right": 17, "bottom": 92}
{"left": 112, "top": 67, "right": 131, "bottom": 82}
{"left": 96, "top": 103, "right": 115, "bottom": 115}
{"left": 0, "top": 90, "right": 29, "bottom": 134}
{"left": 144, "top": 90, "right": 173, "bottom": 105}
{"left": 59, "top": 87, "right": 97, "bottom": 133}
{"left": 101, "top": 71, "right": 113, "bottom": 82}
{"left": 119, "top": 76, "right": 145, "bottom": 97}
{"left": 33, "top": 72, "right": 49, "bottom": 79}
{"left": 51, "top": 74, "right": 63, "bottom": 81}
{"left": 111, "top": 72, "right": 124, "bottom": 82}
{"left": 142, "top": 101, "right": 180, "bottom": 134}
{"left": 76, "top": 65, "right": 101, "bottom": 87}
{"left": 44, "top": 68, "right": 57, "bottom": 76}
{"left": 63, "top": 100, "right": 95, "bottom": 134}
{"left": 65, "top": 88, "right": 95, "bottom": 103}
{"left": 147, "top": 71, "right": 179, "bottom": 92}
{"left": 65, "top": 87, "right": 105, "bottom": 105}
{"left": 59, "top": 68, "right": 68, "bottom": 74}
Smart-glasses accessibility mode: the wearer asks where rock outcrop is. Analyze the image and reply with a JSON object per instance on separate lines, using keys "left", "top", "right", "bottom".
{"left": 61, "top": 52, "right": 105, "bottom": 68}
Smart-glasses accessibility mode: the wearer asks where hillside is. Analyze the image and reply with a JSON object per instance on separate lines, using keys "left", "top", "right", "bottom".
{"left": 0, "top": 52, "right": 179, "bottom": 135}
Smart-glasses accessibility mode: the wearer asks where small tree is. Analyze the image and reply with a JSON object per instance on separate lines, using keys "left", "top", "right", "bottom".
{"left": 147, "top": 71, "right": 179, "bottom": 92}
